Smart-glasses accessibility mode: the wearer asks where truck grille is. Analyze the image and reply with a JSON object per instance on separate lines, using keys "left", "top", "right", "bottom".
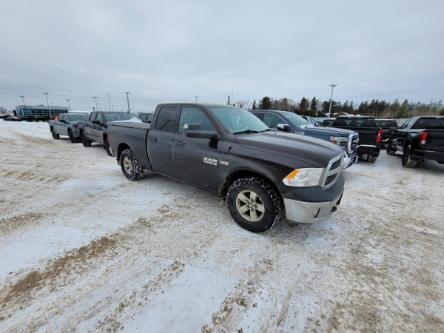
{"left": 348, "top": 134, "right": 359, "bottom": 158}
{"left": 322, "top": 154, "right": 343, "bottom": 188}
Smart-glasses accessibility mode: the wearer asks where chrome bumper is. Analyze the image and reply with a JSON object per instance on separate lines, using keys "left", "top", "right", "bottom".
{"left": 283, "top": 191, "right": 343, "bottom": 224}
{"left": 342, "top": 155, "right": 358, "bottom": 169}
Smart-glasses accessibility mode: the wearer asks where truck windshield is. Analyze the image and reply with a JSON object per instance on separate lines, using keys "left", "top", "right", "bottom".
{"left": 285, "top": 113, "right": 312, "bottom": 128}
{"left": 103, "top": 113, "right": 137, "bottom": 122}
{"left": 207, "top": 106, "right": 269, "bottom": 134}
{"left": 66, "top": 114, "right": 88, "bottom": 121}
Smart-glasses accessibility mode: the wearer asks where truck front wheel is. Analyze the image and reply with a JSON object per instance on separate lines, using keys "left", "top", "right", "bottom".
{"left": 120, "top": 149, "right": 144, "bottom": 181}
{"left": 226, "top": 177, "right": 281, "bottom": 233}
{"left": 51, "top": 128, "right": 59, "bottom": 139}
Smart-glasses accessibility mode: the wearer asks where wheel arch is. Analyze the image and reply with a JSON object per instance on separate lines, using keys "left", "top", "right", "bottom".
{"left": 117, "top": 143, "right": 132, "bottom": 161}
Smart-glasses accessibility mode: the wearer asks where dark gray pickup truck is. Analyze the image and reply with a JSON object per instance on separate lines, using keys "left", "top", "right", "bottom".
{"left": 107, "top": 103, "right": 345, "bottom": 232}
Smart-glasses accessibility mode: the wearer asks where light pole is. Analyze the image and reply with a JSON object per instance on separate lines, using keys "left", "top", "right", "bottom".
{"left": 92, "top": 96, "right": 99, "bottom": 111}
{"left": 19, "top": 95, "right": 26, "bottom": 106}
{"left": 66, "top": 99, "right": 71, "bottom": 111}
{"left": 43, "top": 92, "right": 51, "bottom": 117}
{"left": 328, "top": 84, "right": 337, "bottom": 117}
{"left": 195, "top": 96, "right": 198, "bottom": 103}
{"left": 108, "top": 92, "right": 111, "bottom": 111}
{"left": 125, "top": 91, "right": 131, "bottom": 112}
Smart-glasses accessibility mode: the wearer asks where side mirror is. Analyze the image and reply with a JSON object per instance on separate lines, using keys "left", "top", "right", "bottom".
{"left": 277, "top": 123, "right": 291, "bottom": 132}
{"left": 184, "top": 123, "right": 218, "bottom": 139}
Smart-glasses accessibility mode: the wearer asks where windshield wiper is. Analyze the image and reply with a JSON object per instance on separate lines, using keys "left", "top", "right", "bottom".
{"left": 233, "top": 129, "right": 261, "bottom": 134}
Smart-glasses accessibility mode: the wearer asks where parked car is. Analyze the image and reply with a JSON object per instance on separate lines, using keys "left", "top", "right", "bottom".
{"left": 321, "top": 118, "right": 335, "bottom": 127}
{"left": 107, "top": 103, "right": 345, "bottom": 233}
{"left": 139, "top": 113, "right": 153, "bottom": 123}
{"left": 48, "top": 112, "right": 88, "bottom": 142}
{"left": 2, "top": 115, "right": 22, "bottom": 121}
{"left": 302, "top": 116, "right": 320, "bottom": 126}
{"left": 81, "top": 111, "right": 137, "bottom": 155}
{"left": 332, "top": 116, "right": 382, "bottom": 163}
{"left": 387, "top": 116, "right": 444, "bottom": 167}
{"left": 251, "top": 110, "right": 358, "bottom": 168}
{"left": 376, "top": 119, "right": 398, "bottom": 148}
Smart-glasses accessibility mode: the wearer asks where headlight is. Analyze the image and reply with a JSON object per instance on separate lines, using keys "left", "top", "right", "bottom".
{"left": 330, "top": 136, "right": 348, "bottom": 148}
{"left": 283, "top": 168, "right": 324, "bottom": 187}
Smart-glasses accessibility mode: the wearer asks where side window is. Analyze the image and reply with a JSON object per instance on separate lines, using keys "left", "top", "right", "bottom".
{"left": 90, "top": 112, "right": 96, "bottom": 121}
{"left": 155, "top": 106, "right": 178, "bottom": 133}
{"left": 178, "top": 107, "right": 215, "bottom": 133}
{"left": 254, "top": 113, "right": 264, "bottom": 121}
{"left": 263, "top": 113, "right": 283, "bottom": 128}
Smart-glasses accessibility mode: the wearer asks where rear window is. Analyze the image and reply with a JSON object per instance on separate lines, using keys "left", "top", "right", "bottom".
{"left": 155, "top": 106, "right": 178, "bottom": 132}
{"left": 376, "top": 120, "right": 398, "bottom": 128}
{"left": 411, "top": 118, "right": 444, "bottom": 129}
{"left": 103, "top": 112, "right": 136, "bottom": 122}
{"left": 66, "top": 114, "right": 88, "bottom": 121}
{"left": 334, "top": 117, "right": 376, "bottom": 127}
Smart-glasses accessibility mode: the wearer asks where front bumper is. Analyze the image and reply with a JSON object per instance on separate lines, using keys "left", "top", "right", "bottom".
{"left": 283, "top": 190, "right": 343, "bottom": 224}
{"left": 342, "top": 154, "right": 358, "bottom": 169}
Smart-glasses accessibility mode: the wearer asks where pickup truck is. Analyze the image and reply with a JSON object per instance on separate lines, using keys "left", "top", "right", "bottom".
{"left": 251, "top": 110, "right": 358, "bottom": 168}
{"left": 107, "top": 103, "right": 346, "bottom": 233}
{"left": 81, "top": 111, "right": 137, "bottom": 155}
{"left": 387, "top": 116, "right": 444, "bottom": 167}
{"left": 48, "top": 112, "right": 88, "bottom": 142}
{"left": 375, "top": 119, "right": 398, "bottom": 148}
{"left": 332, "top": 116, "right": 382, "bottom": 163}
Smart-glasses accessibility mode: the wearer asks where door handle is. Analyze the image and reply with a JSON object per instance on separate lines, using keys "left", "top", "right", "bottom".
{"left": 174, "top": 139, "right": 185, "bottom": 146}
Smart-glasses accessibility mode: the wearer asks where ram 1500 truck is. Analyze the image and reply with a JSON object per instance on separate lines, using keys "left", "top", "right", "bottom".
{"left": 80, "top": 111, "right": 137, "bottom": 155}
{"left": 387, "top": 116, "right": 444, "bottom": 167}
{"left": 252, "top": 110, "right": 358, "bottom": 168}
{"left": 332, "top": 116, "right": 383, "bottom": 163}
{"left": 107, "top": 103, "right": 346, "bottom": 233}
{"left": 48, "top": 112, "right": 88, "bottom": 142}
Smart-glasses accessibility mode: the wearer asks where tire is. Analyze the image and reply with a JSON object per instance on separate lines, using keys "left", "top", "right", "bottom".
{"left": 386, "top": 141, "right": 395, "bottom": 155}
{"left": 120, "top": 149, "right": 144, "bottom": 181}
{"left": 51, "top": 128, "right": 59, "bottom": 139}
{"left": 226, "top": 177, "right": 281, "bottom": 233}
{"left": 402, "top": 144, "right": 418, "bottom": 168}
{"left": 82, "top": 133, "right": 92, "bottom": 147}
{"left": 68, "top": 129, "right": 76, "bottom": 143}
{"left": 367, "top": 155, "right": 377, "bottom": 163}
{"left": 104, "top": 136, "right": 113, "bottom": 156}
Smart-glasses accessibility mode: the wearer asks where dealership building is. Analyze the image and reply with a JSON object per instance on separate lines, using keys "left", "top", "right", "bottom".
{"left": 14, "top": 105, "right": 69, "bottom": 121}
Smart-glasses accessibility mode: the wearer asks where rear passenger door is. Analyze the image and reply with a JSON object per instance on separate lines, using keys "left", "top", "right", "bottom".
{"left": 147, "top": 106, "right": 179, "bottom": 176}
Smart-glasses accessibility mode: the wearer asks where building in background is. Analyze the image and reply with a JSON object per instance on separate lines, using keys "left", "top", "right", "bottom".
{"left": 14, "top": 105, "right": 69, "bottom": 121}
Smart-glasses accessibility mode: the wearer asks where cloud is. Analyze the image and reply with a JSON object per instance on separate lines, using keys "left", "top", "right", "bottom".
{"left": 0, "top": 0, "right": 443, "bottom": 110}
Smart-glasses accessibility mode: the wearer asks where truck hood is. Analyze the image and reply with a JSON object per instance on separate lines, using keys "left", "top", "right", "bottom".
{"left": 236, "top": 131, "right": 344, "bottom": 168}
{"left": 302, "top": 126, "right": 356, "bottom": 136}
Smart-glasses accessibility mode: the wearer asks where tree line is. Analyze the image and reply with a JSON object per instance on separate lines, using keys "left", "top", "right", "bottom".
{"left": 253, "top": 97, "right": 444, "bottom": 118}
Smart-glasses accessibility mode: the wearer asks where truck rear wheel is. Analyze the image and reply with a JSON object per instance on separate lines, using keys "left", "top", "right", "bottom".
{"left": 402, "top": 144, "right": 418, "bottom": 168}
{"left": 51, "top": 128, "right": 59, "bottom": 139}
{"left": 82, "top": 133, "right": 92, "bottom": 147}
{"left": 120, "top": 149, "right": 144, "bottom": 181}
{"left": 226, "top": 177, "right": 281, "bottom": 233}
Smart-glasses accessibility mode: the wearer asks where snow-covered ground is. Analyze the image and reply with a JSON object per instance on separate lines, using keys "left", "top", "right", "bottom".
{"left": 0, "top": 120, "right": 443, "bottom": 332}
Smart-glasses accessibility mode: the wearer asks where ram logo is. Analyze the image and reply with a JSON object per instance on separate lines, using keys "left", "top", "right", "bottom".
{"left": 203, "top": 157, "right": 218, "bottom": 166}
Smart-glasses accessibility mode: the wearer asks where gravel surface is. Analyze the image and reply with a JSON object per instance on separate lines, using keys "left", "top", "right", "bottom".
{"left": 0, "top": 120, "right": 443, "bottom": 332}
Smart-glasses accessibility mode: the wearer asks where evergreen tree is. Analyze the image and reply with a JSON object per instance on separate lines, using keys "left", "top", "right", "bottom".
{"left": 298, "top": 97, "right": 309, "bottom": 114}
{"left": 310, "top": 97, "right": 318, "bottom": 115}
{"left": 259, "top": 96, "right": 272, "bottom": 110}
{"left": 252, "top": 100, "right": 257, "bottom": 110}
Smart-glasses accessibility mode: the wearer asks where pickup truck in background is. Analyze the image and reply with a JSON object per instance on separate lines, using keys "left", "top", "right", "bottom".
{"left": 376, "top": 119, "right": 398, "bottom": 148}
{"left": 332, "top": 116, "right": 382, "bottom": 163}
{"left": 80, "top": 111, "right": 137, "bottom": 156}
{"left": 107, "top": 103, "right": 346, "bottom": 233}
{"left": 138, "top": 113, "right": 153, "bottom": 123}
{"left": 387, "top": 116, "right": 444, "bottom": 167}
{"left": 48, "top": 112, "right": 88, "bottom": 142}
{"left": 251, "top": 110, "right": 358, "bottom": 168}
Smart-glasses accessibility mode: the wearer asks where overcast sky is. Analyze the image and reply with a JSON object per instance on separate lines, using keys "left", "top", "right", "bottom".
{"left": 1, "top": 0, "right": 443, "bottom": 111}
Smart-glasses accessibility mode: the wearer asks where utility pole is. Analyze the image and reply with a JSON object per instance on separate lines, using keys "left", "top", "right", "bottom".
{"left": 92, "top": 96, "right": 99, "bottom": 111}
{"left": 108, "top": 92, "right": 111, "bottom": 111}
{"left": 328, "top": 84, "right": 337, "bottom": 117}
{"left": 194, "top": 96, "right": 198, "bottom": 103}
{"left": 43, "top": 92, "right": 51, "bottom": 117}
{"left": 125, "top": 91, "right": 131, "bottom": 112}
{"left": 227, "top": 95, "right": 231, "bottom": 105}
{"left": 66, "top": 99, "right": 71, "bottom": 111}
{"left": 20, "top": 95, "right": 26, "bottom": 106}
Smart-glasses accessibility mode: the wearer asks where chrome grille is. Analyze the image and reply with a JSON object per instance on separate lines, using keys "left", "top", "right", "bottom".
{"left": 322, "top": 154, "right": 343, "bottom": 188}
{"left": 348, "top": 134, "right": 359, "bottom": 158}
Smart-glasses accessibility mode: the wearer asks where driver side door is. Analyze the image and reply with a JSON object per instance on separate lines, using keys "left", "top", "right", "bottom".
{"left": 171, "top": 106, "right": 220, "bottom": 189}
